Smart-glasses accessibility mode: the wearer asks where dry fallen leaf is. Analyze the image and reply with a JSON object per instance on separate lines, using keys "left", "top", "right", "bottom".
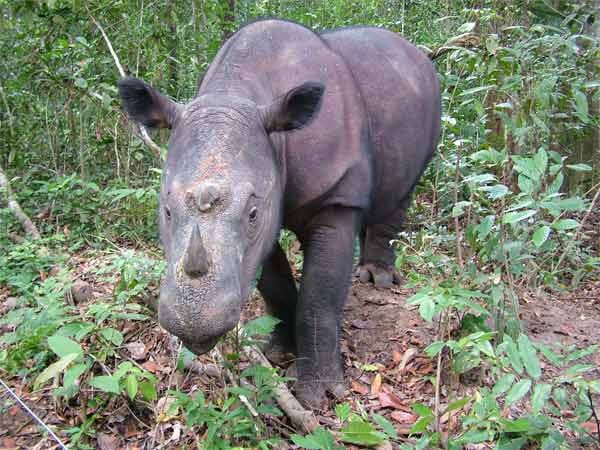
{"left": 377, "top": 392, "right": 411, "bottom": 411}
{"left": 142, "top": 360, "right": 159, "bottom": 374}
{"left": 581, "top": 421, "right": 599, "bottom": 433}
{"left": 390, "top": 410, "right": 417, "bottom": 425}
{"left": 351, "top": 380, "right": 369, "bottom": 395}
{"left": 371, "top": 373, "right": 382, "bottom": 395}
{"left": 156, "top": 396, "right": 179, "bottom": 423}
{"left": 397, "top": 348, "right": 418, "bottom": 372}
{"left": 97, "top": 432, "right": 120, "bottom": 450}
{"left": 125, "top": 342, "right": 147, "bottom": 360}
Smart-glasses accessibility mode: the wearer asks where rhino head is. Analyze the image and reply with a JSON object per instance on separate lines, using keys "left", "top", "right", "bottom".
{"left": 118, "top": 78, "right": 324, "bottom": 354}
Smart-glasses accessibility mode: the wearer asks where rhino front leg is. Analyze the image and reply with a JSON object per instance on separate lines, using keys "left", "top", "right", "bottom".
{"left": 258, "top": 242, "right": 298, "bottom": 364}
{"left": 294, "top": 206, "right": 360, "bottom": 409}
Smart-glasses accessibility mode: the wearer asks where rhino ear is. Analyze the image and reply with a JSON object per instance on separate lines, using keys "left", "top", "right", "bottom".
{"left": 118, "top": 77, "right": 181, "bottom": 129}
{"left": 262, "top": 81, "right": 325, "bottom": 133}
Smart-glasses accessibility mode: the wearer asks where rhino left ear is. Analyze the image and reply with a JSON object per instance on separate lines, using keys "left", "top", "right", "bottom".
{"left": 118, "top": 77, "right": 181, "bottom": 129}
{"left": 262, "top": 81, "right": 325, "bottom": 133}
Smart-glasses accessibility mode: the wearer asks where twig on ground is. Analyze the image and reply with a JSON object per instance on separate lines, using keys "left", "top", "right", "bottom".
{"left": 89, "top": 14, "right": 164, "bottom": 159}
{"left": 242, "top": 344, "right": 319, "bottom": 433}
{"left": 0, "top": 165, "right": 41, "bottom": 239}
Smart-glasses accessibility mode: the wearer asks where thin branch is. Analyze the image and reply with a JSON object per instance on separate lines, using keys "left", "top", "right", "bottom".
{"left": 587, "top": 388, "right": 600, "bottom": 444}
{"left": 89, "top": 14, "right": 164, "bottom": 159}
{"left": 0, "top": 165, "right": 41, "bottom": 239}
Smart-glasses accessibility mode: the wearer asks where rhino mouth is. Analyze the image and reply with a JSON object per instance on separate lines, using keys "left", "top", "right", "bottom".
{"left": 182, "top": 336, "right": 220, "bottom": 355}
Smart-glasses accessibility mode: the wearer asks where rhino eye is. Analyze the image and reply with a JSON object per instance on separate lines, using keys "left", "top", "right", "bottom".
{"left": 164, "top": 206, "right": 172, "bottom": 220}
{"left": 249, "top": 206, "right": 258, "bottom": 222}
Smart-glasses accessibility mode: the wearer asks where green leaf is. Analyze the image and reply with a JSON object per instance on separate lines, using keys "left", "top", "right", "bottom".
{"left": 412, "top": 403, "right": 434, "bottom": 418}
{"left": 459, "top": 84, "right": 494, "bottom": 97}
{"left": 419, "top": 296, "right": 435, "bottom": 322}
{"left": 573, "top": 89, "right": 589, "bottom": 123}
{"left": 492, "top": 374, "right": 516, "bottom": 397}
{"left": 500, "top": 418, "right": 531, "bottom": 432}
{"left": 100, "top": 328, "right": 124, "bottom": 346}
{"left": 242, "top": 315, "right": 281, "bottom": 338}
{"left": 74, "top": 77, "right": 88, "bottom": 89}
{"left": 518, "top": 335, "right": 541, "bottom": 379}
{"left": 480, "top": 184, "right": 509, "bottom": 199}
{"left": 340, "top": 419, "right": 385, "bottom": 446}
{"left": 505, "top": 379, "right": 531, "bottom": 406}
{"left": 126, "top": 374, "right": 138, "bottom": 400}
{"left": 532, "top": 226, "right": 551, "bottom": 247}
{"left": 372, "top": 413, "right": 398, "bottom": 439}
{"left": 517, "top": 175, "right": 536, "bottom": 194}
{"left": 291, "top": 427, "right": 340, "bottom": 450}
{"left": 177, "top": 346, "right": 196, "bottom": 372}
{"left": 502, "top": 336, "right": 524, "bottom": 374}
{"left": 566, "top": 163, "right": 592, "bottom": 172}
{"left": 63, "top": 363, "right": 88, "bottom": 388}
{"left": 34, "top": 353, "right": 79, "bottom": 390}
{"left": 48, "top": 335, "right": 84, "bottom": 359}
{"left": 335, "top": 403, "right": 351, "bottom": 423}
{"left": 552, "top": 219, "right": 579, "bottom": 231}
{"left": 533, "top": 148, "right": 548, "bottom": 175}
{"left": 531, "top": 383, "right": 552, "bottom": 413}
{"left": 425, "top": 341, "right": 446, "bottom": 357}
{"left": 502, "top": 210, "right": 537, "bottom": 225}
{"left": 89, "top": 375, "right": 120, "bottom": 395}
{"left": 445, "top": 397, "right": 470, "bottom": 413}
{"left": 546, "top": 172, "right": 564, "bottom": 194}
{"left": 139, "top": 381, "right": 157, "bottom": 401}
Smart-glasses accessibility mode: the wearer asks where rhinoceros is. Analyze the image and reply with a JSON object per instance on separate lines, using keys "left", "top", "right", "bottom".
{"left": 119, "top": 19, "right": 440, "bottom": 408}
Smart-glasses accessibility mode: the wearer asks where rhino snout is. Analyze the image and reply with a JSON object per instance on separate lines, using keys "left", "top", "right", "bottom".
{"left": 158, "top": 289, "right": 241, "bottom": 355}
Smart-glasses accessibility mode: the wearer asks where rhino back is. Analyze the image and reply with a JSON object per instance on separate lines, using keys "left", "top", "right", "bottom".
{"left": 198, "top": 20, "right": 372, "bottom": 226}
{"left": 322, "top": 28, "right": 441, "bottom": 223}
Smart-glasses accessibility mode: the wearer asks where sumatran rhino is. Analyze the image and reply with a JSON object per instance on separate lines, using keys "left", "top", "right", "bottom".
{"left": 118, "top": 19, "right": 440, "bottom": 408}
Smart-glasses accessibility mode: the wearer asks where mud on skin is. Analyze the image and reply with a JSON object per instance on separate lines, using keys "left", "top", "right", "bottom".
{"left": 118, "top": 19, "right": 441, "bottom": 409}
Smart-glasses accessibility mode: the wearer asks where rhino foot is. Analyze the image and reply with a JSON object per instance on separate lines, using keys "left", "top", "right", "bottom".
{"left": 262, "top": 329, "right": 296, "bottom": 366}
{"left": 288, "top": 363, "right": 346, "bottom": 409}
{"left": 355, "top": 263, "right": 401, "bottom": 288}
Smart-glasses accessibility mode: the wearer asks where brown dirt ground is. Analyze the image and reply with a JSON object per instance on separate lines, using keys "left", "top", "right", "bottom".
{"left": 1, "top": 257, "right": 599, "bottom": 449}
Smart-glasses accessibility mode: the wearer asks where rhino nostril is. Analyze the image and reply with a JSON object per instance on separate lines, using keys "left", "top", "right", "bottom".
{"left": 183, "top": 224, "right": 209, "bottom": 278}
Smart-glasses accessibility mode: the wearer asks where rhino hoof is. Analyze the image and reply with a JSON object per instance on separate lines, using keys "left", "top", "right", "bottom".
{"left": 356, "top": 263, "right": 401, "bottom": 289}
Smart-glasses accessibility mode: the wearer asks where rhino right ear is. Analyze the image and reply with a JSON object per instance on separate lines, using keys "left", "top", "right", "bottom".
{"left": 118, "top": 77, "right": 181, "bottom": 129}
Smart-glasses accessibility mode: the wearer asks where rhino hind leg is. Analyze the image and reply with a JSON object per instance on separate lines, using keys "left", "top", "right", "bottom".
{"left": 356, "top": 196, "right": 411, "bottom": 288}
{"left": 257, "top": 242, "right": 298, "bottom": 365}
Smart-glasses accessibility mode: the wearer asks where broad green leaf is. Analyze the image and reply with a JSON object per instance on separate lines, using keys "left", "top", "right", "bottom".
{"left": 517, "top": 175, "right": 536, "bottom": 194}
{"left": 340, "top": 419, "right": 385, "bottom": 446}
{"left": 63, "top": 363, "right": 88, "bottom": 388}
{"left": 533, "top": 148, "right": 548, "bottom": 175}
{"left": 546, "top": 172, "right": 564, "bottom": 194}
{"left": 126, "top": 374, "right": 138, "bottom": 400}
{"left": 100, "top": 328, "right": 124, "bottom": 346}
{"left": 335, "top": 403, "right": 352, "bottom": 423}
{"left": 242, "top": 315, "right": 281, "bottom": 338}
{"left": 566, "top": 163, "right": 592, "bottom": 172}
{"left": 372, "top": 413, "right": 398, "bottom": 439}
{"left": 74, "top": 77, "right": 88, "bottom": 89}
{"left": 531, "top": 383, "right": 552, "bottom": 413}
{"left": 139, "top": 381, "right": 157, "bottom": 401}
{"left": 425, "top": 341, "right": 446, "bottom": 357}
{"left": 34, "top": 353, "right": 79, "bottom": 390}
{"left": 502, "top": 336, "right": 524, "bottom": 374}
{"left": 89, "top": 375, "right": 120, "bottom": 394}
{"left": 517, "top": 335, "right": 541, "bottom": 379}
{"left": 492, "top": 373, "right": 515, "bottom": 397}
{"left": 457, "top": 22, "right": 476, "bottom": 33}
{"left": 502, "top": 210, "right": 536, "bottom": 225}
{"left": 291, "top": 427, "right": 340, "bottom": 450}
{"left": 565, "top": 344, "right": 598, "bottom": 362}
{"left": 500, "top": 418, "right": 531, "bottom": 432}
{"left": 465, "top": 173, "right": 496, "bottom": 184}
{"left": 480, "top": 184, "right": 509, "bottom": 199}
{"left": 496, "top": 437, "right": 527, "bottom": 450}
{"left": 445, "top": 397, "right": 470, "bottom": 413}
{"left": 573, "top": 89, "right": 589, "bottom": 123}
{"left": 412, "top": 403, "right": 434, "bottom": 418}
{"left": 419, "top": 296, "right": 435, "bottom": 322}
{"left": 552, "top": 219, "right": 579, "bottom": 231}
{"left": 555, "top": 197, "right": 585, "bottom": 211}
{"left": 505, "top": 379, "right": 531, "bottom": 406}
{"left": 532, "top": 226, "right": 551, "bottom": 247}
{"left": 459, "top": 84, "right": 494, "bottom": 97}
{"left": 48, "top": 335, "right": 83, "bottom": 359}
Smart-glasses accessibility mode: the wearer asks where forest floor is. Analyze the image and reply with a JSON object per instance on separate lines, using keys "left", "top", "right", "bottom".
{"left": 1, "top": 226, "right": 599, "bottom": 449}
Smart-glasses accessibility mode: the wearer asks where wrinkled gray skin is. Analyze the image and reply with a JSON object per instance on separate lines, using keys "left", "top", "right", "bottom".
{"left": 118, "top": 19, "right": 440, "bottom": 408}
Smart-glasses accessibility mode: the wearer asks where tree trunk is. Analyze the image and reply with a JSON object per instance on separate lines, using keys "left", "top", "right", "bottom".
{"left": 0, "top": 165, "right": 41, "bottom": 239}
